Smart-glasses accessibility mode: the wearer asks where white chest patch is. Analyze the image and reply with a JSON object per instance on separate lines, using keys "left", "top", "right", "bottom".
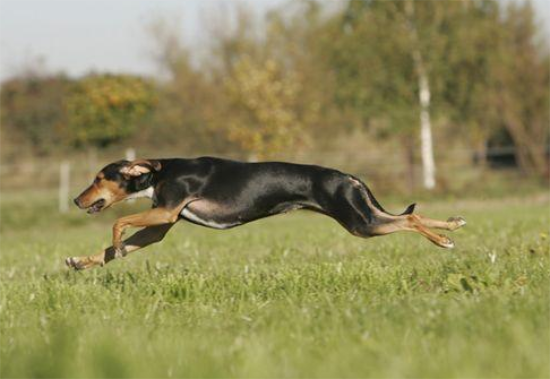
{"left": 126, "top": 186, "right": 154, "bottom": 200}
{"left": 180, "top": 208, "right": 237, "bottom": 230}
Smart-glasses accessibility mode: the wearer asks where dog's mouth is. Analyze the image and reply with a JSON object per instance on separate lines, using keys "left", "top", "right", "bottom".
{"left": 87, "top": 199, "right": 106, "bottom": 214}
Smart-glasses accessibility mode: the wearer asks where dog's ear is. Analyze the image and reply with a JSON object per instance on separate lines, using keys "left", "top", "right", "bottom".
{"left": 120, "top": 159, "right": 161, "bottom": 177}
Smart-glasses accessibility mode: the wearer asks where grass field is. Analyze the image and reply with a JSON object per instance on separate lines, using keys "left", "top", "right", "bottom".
{"left": 1, "top": 191, "right": 549, "bottom": 378}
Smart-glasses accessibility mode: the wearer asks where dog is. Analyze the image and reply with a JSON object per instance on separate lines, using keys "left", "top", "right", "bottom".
{"left": 67, "top": 157, "right": 466, "bottom": 270}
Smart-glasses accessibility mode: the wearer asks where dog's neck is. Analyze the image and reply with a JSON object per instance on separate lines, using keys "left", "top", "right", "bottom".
{"left": 129, "top": 171, "right": 156, "bottom": 191}
{"left": 126, "top": 186, "right": 155, "bottom": 200}
{"left": 126, "top": 173, "right": 157, "bottom": 200}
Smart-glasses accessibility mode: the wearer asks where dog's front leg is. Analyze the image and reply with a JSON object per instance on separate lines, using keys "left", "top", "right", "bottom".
{"left": 67, "top": 201, "right": 190, "bottom": 270}
{"left": 66, "top": 224, "right": 174, "bottom": 270}
{"left": 111, "top": 207, "right": 183, "bottom": 256}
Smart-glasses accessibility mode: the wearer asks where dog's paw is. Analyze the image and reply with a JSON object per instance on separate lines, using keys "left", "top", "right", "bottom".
{"left": 447, "top": 216, "right": 467, "bottom": 231}
{"left": 439, "top": 235, "right": 455, "bottom": 249}
{"left": 65, "top": 257, "right": 85, "bottom": 270}
{"left": 113, "top": 247, "right": 126, "bottom": 259}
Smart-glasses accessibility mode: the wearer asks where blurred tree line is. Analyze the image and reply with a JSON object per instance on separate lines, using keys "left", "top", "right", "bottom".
{"left": 1, "top": 73, "right": 156, "bottom": 153}
{"left": 1, "top": 0, "right": 548, "bottom": 186}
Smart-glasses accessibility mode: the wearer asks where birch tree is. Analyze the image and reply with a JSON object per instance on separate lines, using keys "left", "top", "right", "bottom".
{"left": 323, "top": 0, "right": 488, "bottom": 189}
{"left": 404, "top": 0, "right": 436, "bottom": 189}
{"left": 325, "top": 1, "right": 436, "bottom": 189}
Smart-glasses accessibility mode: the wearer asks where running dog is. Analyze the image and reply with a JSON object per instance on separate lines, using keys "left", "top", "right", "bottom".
{"left": 67, "top": 157, "right": 466, "bottom": 270}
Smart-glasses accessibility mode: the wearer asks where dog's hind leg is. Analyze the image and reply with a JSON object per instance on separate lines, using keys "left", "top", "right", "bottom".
{"left": 413, "top": 215, "right": 467, "bottom": 231}
{"left": 66, "top": 224, "right": 174, "bottom": 270}
{"left": 322, "top": 176, "right": 458, "bottom": 248}
{"left": 349, "top": 176, "right": 466, "bottom": 230}
{"left": 325, "top": 203, "right": 456, "bottom": 249}
{"left": 367, "top": 215, "right": 456, "bottom": 248}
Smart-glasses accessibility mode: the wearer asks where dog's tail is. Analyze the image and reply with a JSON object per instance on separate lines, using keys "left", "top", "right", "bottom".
{"left": 362, "top": 181, "right": 416, "bottom": 217}
{"left": 399, "top": 203, "right": 416, "bottom": 215}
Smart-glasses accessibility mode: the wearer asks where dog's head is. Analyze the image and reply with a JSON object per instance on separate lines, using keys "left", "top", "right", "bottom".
{"left": 74, "top": 159, "right": 161, "bottom": 214}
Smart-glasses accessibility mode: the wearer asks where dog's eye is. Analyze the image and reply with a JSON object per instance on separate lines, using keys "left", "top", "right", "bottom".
{"left": 94, "top": 177, "right": 101, "bottom": 184}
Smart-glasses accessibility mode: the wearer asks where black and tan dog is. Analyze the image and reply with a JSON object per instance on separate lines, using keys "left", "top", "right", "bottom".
{"left": 67, "top": 157, "right": 466, "bottom": 270}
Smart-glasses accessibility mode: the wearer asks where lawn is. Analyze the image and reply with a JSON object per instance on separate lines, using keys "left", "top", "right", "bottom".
{"left": 1, "top": 191, "right": 549, "bottom": 378}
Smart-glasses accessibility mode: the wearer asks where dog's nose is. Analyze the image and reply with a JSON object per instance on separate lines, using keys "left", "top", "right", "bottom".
{"left": 73, "top": 198, "right": 80, "bottom": 207}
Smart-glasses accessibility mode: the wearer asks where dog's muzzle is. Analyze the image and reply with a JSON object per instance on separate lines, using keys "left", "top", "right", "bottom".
{"left": 86, "top": 199, "right": 106, "bottom": 214}
{"left": 74, "top": 198, "right": 106, "bottom": 214}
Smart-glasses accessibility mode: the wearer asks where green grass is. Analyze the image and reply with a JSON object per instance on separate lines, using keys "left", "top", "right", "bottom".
{"left": 1, "top": 192, "right": 549, "bottom": 378}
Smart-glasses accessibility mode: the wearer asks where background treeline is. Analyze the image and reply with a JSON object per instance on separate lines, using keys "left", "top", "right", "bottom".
{"left": 1, "top": 0, "right": 548, "bottom": 192}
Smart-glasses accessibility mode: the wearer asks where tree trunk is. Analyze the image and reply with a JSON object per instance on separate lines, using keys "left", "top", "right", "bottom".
{"left": 418, "top": 72, "right": 436, "bottom": 189}
{"left": 405, "top": 0, "right": 436, "bottom": 190}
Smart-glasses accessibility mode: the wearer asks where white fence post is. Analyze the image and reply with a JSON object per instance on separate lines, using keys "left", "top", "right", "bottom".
{"left": 59, "top": 161, "right": 71, "bottom": 213}
{"left": 125, "top": 148, "right": 136, "bottom": 162}
{"left": 126, "top": 148, "right": 136, "bottom": 203}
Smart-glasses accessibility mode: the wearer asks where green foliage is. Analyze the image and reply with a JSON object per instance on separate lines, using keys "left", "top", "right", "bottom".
{"left": 323, "top": 0, "right": 419, "bottom": 133}
{"left": 223, "top": 57, "right": 306, "bottom": 158}
{"left": 197, "top": 6, "right": 326, "bottom": 158}
{"left": 0, "top": 75, "right": 70, "bottom": 154}
{"left": 1, "top": 192, "right": 549, "bottom": 377}
{"left": 320, "top": 0, "right": 507, "bottom": 138}
{"left": 1, "top": 74, "right": 158, "bottom": 152}
{"left": 485, "top": 2, "right": 550, "bottom": 176}
{"left": 65, "top": 74, "right": 157, "bottom": 147}
{"left": 145, "top": 22, "right": 233, "bottom": 153}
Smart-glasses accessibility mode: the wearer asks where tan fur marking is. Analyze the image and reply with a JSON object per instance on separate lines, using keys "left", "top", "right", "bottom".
{"left": 366, "top": 214, "right": 456, "bottom": 249}
{"left": 76, "top": 178, "right": 129, "bottom": 209}
{"left": 111, "top": 198, "right": 195, "bottom": 251}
